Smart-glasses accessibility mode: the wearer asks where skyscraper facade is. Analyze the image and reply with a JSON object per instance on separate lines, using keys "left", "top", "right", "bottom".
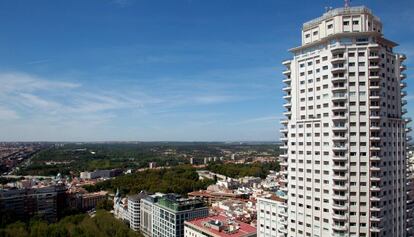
{"left": 280, "top": 5, "right": 408, "bottom": 237}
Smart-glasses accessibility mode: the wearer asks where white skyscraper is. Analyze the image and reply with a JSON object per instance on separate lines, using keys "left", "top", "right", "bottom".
{"left": 279, "top": 5, "right": 409, "bottom": 237}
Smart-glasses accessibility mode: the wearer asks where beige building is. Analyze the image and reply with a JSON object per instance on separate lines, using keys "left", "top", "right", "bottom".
{"left": 280, "top": 5, "right": 408, "bottom": 237}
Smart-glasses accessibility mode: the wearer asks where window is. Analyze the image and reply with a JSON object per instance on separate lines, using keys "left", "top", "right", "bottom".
{"left": 353, "top": 20, "right": 359, "bottom": 25}
{"left": 327, "top": 24, "right": 333, "bottom": 29}
{"left": 343, "top": 21, "right": 349, "bottom": 26}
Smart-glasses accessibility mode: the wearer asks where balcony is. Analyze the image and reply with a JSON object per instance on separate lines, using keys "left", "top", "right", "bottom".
{"left": 370, "top": 195, "right": 382, "bottom": 201}
{"left": 370, "top": 206, "right": 381, "bottom": 212}
{"left": 401, "top": 73, "right": 407, "bottom": 79}
{"left": 369, "top": 136, "right": 381, "bottom": 141}
{"left": 369, "top": 94, "right": 381, "bottom": 100}
{"left": 332, "top": 93, "right": 347, "bottom": 101}
{"left": 404, "top": 117, "right": 412, "bottom": 124}
{"left": 333, "top": 135, "right": 347, "bottom": 141}
{"left": 280, "top": 119, "right": 289, "bottom": 125}
{"left": 369, "top": 84, "right": 381, "bottom": 90}
{"left": 400, "top": 54, "right": 407, "bottom": 61}
{"left": 370, "top": 215, "right": 382, "bottom": 222}
{"left": 333, "top": 175, "right": 348, "bottom": 181}
{"left": 283, "top": 102, "right": 291, "bottom": 108}
{"left": 331, "top": 56, "right": 346, "bottom": 63}
{"left": 332, "top": 165, "right": 348, "bottom": 171}
{"left": 403, "top": 108, "right": 408, "bottom": 114}
{"left": 407, "top": 136, "right": 412, "bottom": 141}
{"left": 332, "top": 213, "right": 348, "bottom": 220}
{"left": 402, "top": 91, "right": 408, "bottom": 97}
{"left": 369, "top": 114, "right": 381, "bottom": 120}
{"left": 282, "top": 59, "right": 291, "bottom": 66}
{"left": 332, "top": 104, "right": 347, "bottom": 111}
{"left": 282, "top": 78, "right": 291, "bottom": 84}
{"left": 370, "top": 146, "right": 381, "bottom": 151}
{"left": 369, "top": 65, "right": 381, "bottom": 71}
{"left": 406, "top": 127, "right": 412, "bottom": 133}
{"left": 332, "top": 145, "right": 347, "bottom": 151}
{"left": 278, "top": 226, "right": 288, "bottom": 234}
{"left": 282, "top": 69, "right": 291, "bottom": 75}
{"left": 283, "top": 111, "right": 292, "bottom": 116}
{"left": 279, "top": 153, "right": 288, "bottom": 158}
{"left": 370, "top": 156, "right": 381, "bottom": 161}
{"left": 332, "top": 115, "right": 348, "bottom": 121}
{"left": 370, "top": 186, "right": 381, "bottom": 192}
{"left": 331, "top": 66, "right": 346, "bottom": 73}
{"left": 280, "top": 145, "right": 288, "bottom": 150}
{"left": 400, "top": 65, "right": 407, "bottom": 71}
{"left": 332, "top": 127, "right": 347, "bottom": 133}
{"left": 369, "top": 104, "right": 381, "bottom": 110}
{"left": 403, "top": 99, "right": 408, "bottom": 106}
{"left": 368, "top": 74, "right": 381, "bottom": 81}
{"left": 370, "top": 227, "right": 383, "bottom": 233}
{"left": 401, "top": 82, "right": 407, "bottom": 88}
{"left": 332, "top": 224, "right": 348, "bottom": 231}
{"left": 283, "top": 94, "right": 291, "bottom": 100}
{"left": 332, "top": 85, "right": 347, "bottom": 92}
{"left": 369, "top": 166, "right": 381, "bottom": 172}
{"left": 332, "top": 184, "right": 348, "bottom": 191}
{"left": 369, "top": 125, "right": 381, "bottom": 130}
{"left": 331, "top": 76, "right": 347, "bottom": 83}
{"left": 370, "top": 175, "right": 382, "bottom": 181}
{"left": 282, "top": 86, "right": 291, "bottom": 92}
{"left": 280, "top": 136, "right": 288, "bottom": 142}
{"left": 332, "top": 156, "right": 347, "bottom": 161}
{"left": 368, "top": 54, "right": 380, "bottom": 61}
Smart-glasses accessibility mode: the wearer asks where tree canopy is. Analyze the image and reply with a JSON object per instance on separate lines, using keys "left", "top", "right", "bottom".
{"left": 0, "top": 210, "right": 142, "bottom": 237}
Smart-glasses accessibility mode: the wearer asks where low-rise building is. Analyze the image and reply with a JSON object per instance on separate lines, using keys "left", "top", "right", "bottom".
{"left": 256, "top": 193, "right": 287, "bottom": 237}
{"left": 184, "top": 214, "right": 256, "bottom": 237}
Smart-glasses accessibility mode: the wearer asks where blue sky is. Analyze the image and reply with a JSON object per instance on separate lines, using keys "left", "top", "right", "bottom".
{"left": 0, "top": 0, "right": 413, "bottom": 141}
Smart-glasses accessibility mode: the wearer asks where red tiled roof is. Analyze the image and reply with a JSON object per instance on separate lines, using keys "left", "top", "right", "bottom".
{"left": 185, "top": 215, "right": 256, "bottom": 237}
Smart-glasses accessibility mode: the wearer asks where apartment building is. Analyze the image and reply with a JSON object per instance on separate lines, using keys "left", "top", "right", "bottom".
{"left": 256, "top": 193, "right": 287, "bottom": 237}
{"left": 280, "top": 5, "right": 409, "bottom": 237}
{"left": 152, "top": 193, "right": 208, "bottom": 237}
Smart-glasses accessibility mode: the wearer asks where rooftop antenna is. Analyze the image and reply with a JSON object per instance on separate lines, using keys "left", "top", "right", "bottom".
{"left": 345, "top": 0, "right": 350, "bottom": 8}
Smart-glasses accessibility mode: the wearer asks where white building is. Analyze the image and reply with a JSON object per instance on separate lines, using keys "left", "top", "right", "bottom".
{"left": 256, "top": 194, "right": 287, "bottom": 237}
{"left": 280, "top": 4, "right": 409, "bottom": 237}
{"left": 128, "top": 191, "right": 148, "bottom": 231}
{"left": 140, "top": 193, "right": 164, "bottom": 237}
{"left": 113, "top": 189, "right": 129, "bottom": 223}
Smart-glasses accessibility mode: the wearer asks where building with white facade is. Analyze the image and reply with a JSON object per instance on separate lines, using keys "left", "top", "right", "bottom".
{"left": 152, "top": 194, "right": 208, "bottom": 237}
{"left": 256, "top": 193, "right": 287, "bottom": 237}
{"left": 128, "top": 191, "right": 148, "bottom": 231}
{"left": 280, "top": 4, "right": 409, "bottom": 237}
{"left": 140, "top": 193, "right": 165, "bottom": 237}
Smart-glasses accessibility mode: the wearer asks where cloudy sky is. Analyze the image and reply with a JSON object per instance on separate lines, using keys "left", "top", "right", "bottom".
{"left": 0, "top": 0, "right": 413, "bottom": 141}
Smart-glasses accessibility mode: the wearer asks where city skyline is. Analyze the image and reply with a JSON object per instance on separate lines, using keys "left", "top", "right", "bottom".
{"left": 0, "top": 0, "right": 413, "bottom": 141}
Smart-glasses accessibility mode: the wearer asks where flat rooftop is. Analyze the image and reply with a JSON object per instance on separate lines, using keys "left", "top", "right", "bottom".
{"left": 186, "top": 215, "right": 256, "bottom": 237}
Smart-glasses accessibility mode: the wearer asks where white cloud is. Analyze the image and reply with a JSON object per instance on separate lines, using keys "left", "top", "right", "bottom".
{"left": 0, "top": 107, "right": 19, "bottom": 120}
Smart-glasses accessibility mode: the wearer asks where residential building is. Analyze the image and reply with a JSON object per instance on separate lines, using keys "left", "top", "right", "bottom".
{"left": 128, "top": 191, "right": 148, "bottom": 231}
{"left": 152, "top": 194, "right": 208, "bottom": 237}
{"left": 140, "top": 193, "right": 164, "bottom": 237}
{"left": 256, "top": 193, "right": 287, "bottom": 237}
{"left": 0, "top": 184, "right": 67, "bottom": 222}
{"left": 184, "top": 214, "right": 257, "bottom": 237}
{"left": 280, "top": 5, "right": 409, "bottom": 237}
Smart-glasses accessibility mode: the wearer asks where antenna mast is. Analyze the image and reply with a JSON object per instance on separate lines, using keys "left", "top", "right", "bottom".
{"left": 344, "top": 0, "right": 350, "bottom": 8}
